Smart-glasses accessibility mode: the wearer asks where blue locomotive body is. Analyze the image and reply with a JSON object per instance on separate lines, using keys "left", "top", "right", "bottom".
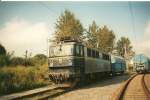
{"left": 132, "top": 54, "right": 150, "bottom": 73}
{"left": 111, "top": 55, "right": 126, "bottom": 74}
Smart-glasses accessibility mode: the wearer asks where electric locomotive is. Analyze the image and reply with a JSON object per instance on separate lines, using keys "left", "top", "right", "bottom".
{"left": 48, "top": 40, "right": 111, "bottom": 86}
{"left": 132, "top": 54, "right": 150, "bottom": 73}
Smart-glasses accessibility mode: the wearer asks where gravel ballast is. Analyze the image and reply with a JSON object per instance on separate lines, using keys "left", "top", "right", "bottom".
{"left": 53, "top": 74, "right": 131, "bottom": 100}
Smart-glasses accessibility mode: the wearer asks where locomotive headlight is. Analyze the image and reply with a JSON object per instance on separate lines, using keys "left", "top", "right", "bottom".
{"left": 50, "top": 62, "right": 53, "bottom": 67}
{"left": 68, "top": 59, "right": 73, "bottom": 65}
{"left": 58, "top": 58, "right": 63, "bottom": 63}
{"left": 49, "top": 59, "right": 53, "bottom": 67}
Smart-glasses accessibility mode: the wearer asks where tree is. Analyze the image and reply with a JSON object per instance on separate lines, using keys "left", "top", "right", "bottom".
{"left": 0, "top": 44, "right": 6, "bottom": 55}
{"left": 10, "top": 57, "right": 25, "bottom": 66}
{"left": 54, "top": 10, "right": 84, "bottom": 42}
{"left": 34, "top": 54, "right": 47, "bottom": 59}
{"left": 86, "top": 23, "right": 115, "bottom": 53}
{"left": 97, "top": 26, "right": 115, "bottom": 53}
{"left": 86, "top": 21, "right": 98, "bottom": 48}
{"left": 116, "top": 37, "right": 134, "bottom": 58}
{"left": 0, "top": 44, "right": 12, "bottom": 67}
{"left": 32, "top": 54, "right": 47, "bottom": 66}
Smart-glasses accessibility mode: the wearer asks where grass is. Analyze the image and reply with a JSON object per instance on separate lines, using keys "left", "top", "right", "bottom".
{"left": 0, "top": 64, "right": 50, "bottom": 95}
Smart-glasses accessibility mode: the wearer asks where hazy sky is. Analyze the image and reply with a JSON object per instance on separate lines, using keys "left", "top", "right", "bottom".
{"left": 0, "top": 2, "right": 150, "bottom": 57}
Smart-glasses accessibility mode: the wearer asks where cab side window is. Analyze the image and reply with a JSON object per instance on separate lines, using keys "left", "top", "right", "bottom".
{"left": 76, "top": 45, "right": 80, "bottom": 55}
{"left": 80, "top": 46, "right": 84, "bottom": 56}
{"left": 49, "top": 47, "right": 54, "bottom": 57}
{"left": 76, "top": 45, "right": 84, "bottom": 56}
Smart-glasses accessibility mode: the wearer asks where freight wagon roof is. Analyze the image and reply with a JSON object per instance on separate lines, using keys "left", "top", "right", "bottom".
{"left": 132, "top": 54, "right": 150, "bottom": 63}
{"left": 111, "top": 55, "right": 125, "bottom": 63}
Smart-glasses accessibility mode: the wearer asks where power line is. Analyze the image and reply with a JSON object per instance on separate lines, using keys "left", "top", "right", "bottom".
{"left": 128, "top": 2, "right": 136, "bottom": 41}
{"left": 37, "top": 2, "right": 59, "bottom": 57}
{"left": 38, "top": 2, "right": 58, "bottom": 17}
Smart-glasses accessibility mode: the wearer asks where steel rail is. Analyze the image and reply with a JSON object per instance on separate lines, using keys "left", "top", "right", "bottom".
{"left": 0, "top": 85, "right": 62, "bottom": 100}
{"left": 142, "top": 74, "right": 150, "bottom": 99}
{"left": 112, "top": 74, "right": 138, "bottom": 100}
{"left": 37, "top": 88, "right": 72, "bottom": 100}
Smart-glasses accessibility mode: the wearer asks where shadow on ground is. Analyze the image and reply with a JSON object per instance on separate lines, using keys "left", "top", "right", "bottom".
{"left": 78, "top": 74, "right": 132, "bottom": 90}
{"left": 52, "top": 73, "right": 132, "bottom": 99}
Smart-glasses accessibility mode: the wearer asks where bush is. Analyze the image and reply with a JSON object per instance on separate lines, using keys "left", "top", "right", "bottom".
{"left": 0, "top": 65, "right": 49, "bottom": 95}
{"left": 0, "top": 44, "right": 10, "bottom": 67}
{"left": 0, "top": 44, "right": 6, "bottom": 55}
{"left": 10, "top": 57, "right": 25, "bottom": 66}
{"left": 10, "top": 57, "right": 34, "bottom": 66}
{"left": 0, "top": 55, "right": 11, "bottom": 67}
{"left": 32, "top": 54, "right": 47, "bottom": 66}
{"left": 0, "top": 52, "right": 47, "bottom": 67}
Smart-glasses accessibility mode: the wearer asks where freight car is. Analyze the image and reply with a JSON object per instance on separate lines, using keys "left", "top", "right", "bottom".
{"left": 132, "top": 54, "right": 150, "bottom": 73}
{"left": 48, "top": 40, "right": 125, "bottom": 86}
{"left": 111, "top": 55, "right": 126, "bottom": 75}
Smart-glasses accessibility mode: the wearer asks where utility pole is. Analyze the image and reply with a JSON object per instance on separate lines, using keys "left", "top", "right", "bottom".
{"left": 25, "top": 50, "right": 28, "bottom": 59}
{"left": 124, "top": 43, "right": 129, "bottom": 72}
{"left": 25, "top": 50, "right": 28, "bottom": 67}
{"left": 124, "top": 43, "right": 127, "bottom": 59}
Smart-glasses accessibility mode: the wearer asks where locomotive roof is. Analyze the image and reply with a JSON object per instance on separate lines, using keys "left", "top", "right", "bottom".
{"left": 50, "top": 41, "right": 83, "bottom": 46}
{"left": 49, "top": 40, "right": 110, "bottom": 55}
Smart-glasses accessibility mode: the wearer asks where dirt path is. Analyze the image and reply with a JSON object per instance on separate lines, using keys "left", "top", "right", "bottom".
{"left": 52, "top": 74, "right": 131, "bottom": 100}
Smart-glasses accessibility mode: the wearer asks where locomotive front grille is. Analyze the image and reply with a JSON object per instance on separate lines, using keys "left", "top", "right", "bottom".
{"left": 48, "top": 68, "right": 76, "bottom": 84}
{"left": 135, "top": 63, "right": 145, "bottom": 71}
{"left": 49, "top": 57, "right": 73, "bottom": 67}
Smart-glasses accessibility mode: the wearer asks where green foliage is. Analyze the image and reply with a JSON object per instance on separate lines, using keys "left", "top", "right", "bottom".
{"left": 0, "top": 65, "right": 49, "bottom": 95}
{"left": 0, "top": 54, "right": 11, "bottom": 67}
{"left": 0, "top": 44, "right": 13, "bottom": 67}
{"left": 32, "top": 54, "right": 47, "bottom": 66}
{"left": 10, "top": 57, "right": 34, "bottom": 66}
{"left": 0, "top": 45, "right": 49, "bottom": 95}
{"left": 0, "top": 44, "right": 6, "bottom": 55}
{"left": 86, "top": 21, "right": 98, "bottom": 48}
{"left": 54, "top": 10, "right": 84, "bottom": 42}
{"left": 116, "top": 37, "right": 134, "bottom": 58}
{"left": 0, "top": 53, "right": 47, "bottom": 67}
{"left": 97, "top": 26, "right": 115, "bottom": 53}
{"left": 10, "top": 57, "right": 25, "bottom": 66}
{"left": 86, "top": 22, "right": 115, "bottom": 53}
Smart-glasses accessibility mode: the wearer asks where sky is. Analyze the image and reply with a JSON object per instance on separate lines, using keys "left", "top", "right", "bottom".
{"left": 0, "top": 2, "right": 150, "bottom": 57}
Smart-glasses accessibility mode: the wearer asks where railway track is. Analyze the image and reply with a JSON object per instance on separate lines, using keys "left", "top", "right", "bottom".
{"left": 0, "top": 85, "right": 72, "bottom": 100}
{"left": 112, "top": 74, "right": 150, "bottom": 100}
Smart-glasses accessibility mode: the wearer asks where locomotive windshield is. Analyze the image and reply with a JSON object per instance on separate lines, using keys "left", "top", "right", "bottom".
{"left": 49, "top": 44, "right": 74, "bottom": 57}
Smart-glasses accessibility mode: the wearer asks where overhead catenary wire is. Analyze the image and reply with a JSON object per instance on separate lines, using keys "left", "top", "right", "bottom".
{"left": 38, "top": 2, "right": 58, "bottom": 17}
{"left": 128, "top": 2, "right": 137, "bottom": 42}
{"left": 37, "top": 2, "right": 59, "bottom": 57}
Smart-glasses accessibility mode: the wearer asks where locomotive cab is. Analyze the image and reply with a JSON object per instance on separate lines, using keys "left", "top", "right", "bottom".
{"left": 133, "top": 54, "right": 150, "bottom": 73}
{"left": 48, "top": 41, "right": 84, "bottom": 86}
{"left": 136, "top": 63, "right": 144, "bottom": 73}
